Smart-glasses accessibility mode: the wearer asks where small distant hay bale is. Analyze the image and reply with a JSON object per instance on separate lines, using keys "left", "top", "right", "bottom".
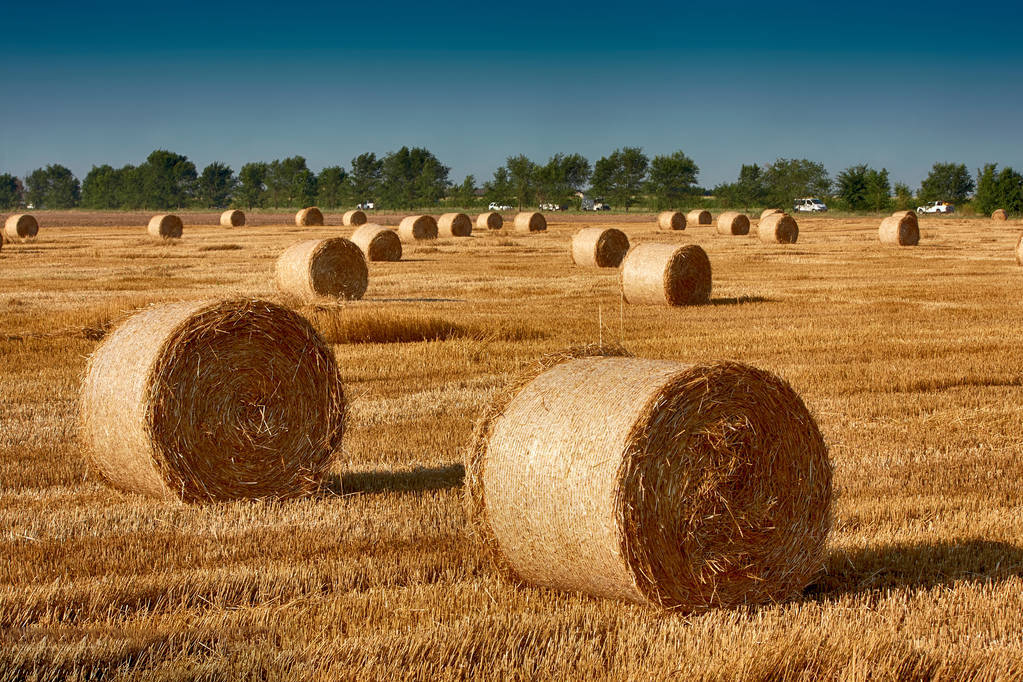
{"left": 296, "top": 207, "right": 324, "bottom": 226}
{"left": 571, "top": 227, "right": 630, "bottom": 268}
{"left": 79, "top": 299, "right": 346, "bottom": 502}
{"left": 477, "top": 212, "right": 503, "bottom": 230}
{"left": 686, "top": 209, "right": 712, "bottom": 225}
{"left": 1016, "top": 234, "right": 1023, "bottom": 266}
{"left": 464, "top": 354, "right": 831, "bottom": 610}
{"left": 657, "top": 211, "right": 686, "bottom": 231}
{"left": 993, "top": 209, "right": 1008, "bottom": 221}
{"left": 438, "top": 212, "right": 473, "bottom": 237}
{"left": 760, "top": 208, "right": 783, "bottom": 220}
{"left": 879, "top": 212, "right": 920, "bottom": 246}
{"left": 4, "top": 213, "right": 39, "bottom": 241}
{"left": 398, "top": 215, "right": 439, "bottom": 241}
{"left": 514, "top": 212, "right": 546, "bottom": 233}
{"left": 275, "top": 238, "right": 368, "bottom": 302}
{"left": 342, "top": 210, "right": 368, "bottom": 227}
{"left": 716, "top": 211, "right": 750, "bottom": 236}
{"left": 220, "top": 209, "right": 245, "bottom": 227}
{"left": 351, "top": 224, "right": 402, "bottom": 262}
{"left": 621, "top": 243, "right": 711, "bottom": 306}
{"left": 758, "top": 213, "right": 799, "bottom": 244}
{"left": 147, "top": 214, "right": 183, "bottom": 239}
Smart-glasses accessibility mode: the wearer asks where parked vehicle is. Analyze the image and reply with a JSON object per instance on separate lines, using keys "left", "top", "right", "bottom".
{"left": 793, "top": 197, "right": 828, "bottom": 212}
{"left": 916, "top": 201, "right": 954, "bottom": 214}
{"left": 593, "top": 202, "right": 611, "bottom": 211}
{"left": 539, "top": 203, "right": 567, "bottom": 211}
{"left": 356, "top": 201, "right": 375, "bottom": 210}
{"left": 488, "top": 202, "right": 513, "bottom": 211}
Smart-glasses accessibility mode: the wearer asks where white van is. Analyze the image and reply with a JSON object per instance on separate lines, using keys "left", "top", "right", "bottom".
{"left": 793, "top": 197, "right": 828, "bottom": 212}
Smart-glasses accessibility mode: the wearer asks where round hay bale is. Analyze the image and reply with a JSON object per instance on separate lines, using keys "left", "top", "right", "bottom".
{"left": 342, "top": 210, "right": 368, "bottom": 227}
{"left": 716, "top": 211, "right": 751, "bottom": 236}
{"left": 438, "top": 212, "right": 473, "bottom": 237}
{"left": 296, "top": 207, "right": 324, "bottom": 226}
{"left": 147, "top": 214, "right": 183, "bottom": 239}
{"left": 4, "top": 213, "right": 39, "bottom": 240}
{"left": 758, "top": 213, "right": 799, "bottom": 244}
{"left": 760, "top": 208, "right": 783, "bottom": 220}
{"left": 514, "top": 212, "right": 547, "bottom": 233}
{"left": 351, "top": 224, "right": 401, "bottom": 262}
{"left": 79, "top": 299, "right": 346, "bottom": 502}
{"left": 219, "top": 209, "right": 245, "bottom": 227}
{"left": 465, "top": 355, "right": 831, "bottom": 610}
{"left": 571, "top": 227, "right": 630, "bottom": 268}
{"left": 993, "top": 209, "right": 1008, "bottom": 221}
{"left": 477, "top": 212, "right": 503, "bottom": 230}
{"left": 686, "top": 209, "right": 712, "bottom": 225}
{"left": 398, "top": 215, "right": 439, "bottom": 241}
{"left": 1016, "top": 234, "right": 1023, "bottom": 266}
{"left": 275, "top": 238, "right": 368, "bottom": 302}
{"left": 657, "top": 211, "right": 686, "bottom": 231}
{"left": 621, "top": 243, "right": 711, "bottom": 306}
{"left": 879, "top": 213, "right": 920, "bottom": 246}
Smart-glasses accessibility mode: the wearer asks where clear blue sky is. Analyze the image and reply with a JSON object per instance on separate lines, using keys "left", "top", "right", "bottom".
{"left": 2, "top": 0, "right": 1021, "bottom": 190}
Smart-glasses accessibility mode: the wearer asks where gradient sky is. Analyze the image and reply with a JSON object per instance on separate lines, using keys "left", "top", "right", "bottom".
{"left": 2, "top": 0, "right": 1021, "bottom": 189}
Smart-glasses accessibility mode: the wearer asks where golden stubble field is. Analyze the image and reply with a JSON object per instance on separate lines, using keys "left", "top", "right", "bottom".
{"left": 2, "top": 210, "right": 1023, "bottom": 680}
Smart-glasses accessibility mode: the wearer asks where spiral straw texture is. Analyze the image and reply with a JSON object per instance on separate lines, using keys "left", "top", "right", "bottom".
{"left": 296, "top": 207, "right": 324, "bottom": 226}
{"left": 220, "top": 210, "right": 245, "bottom": 227}
{"left": 656, "top": 211, "right": 685, "bottom": 231}
{"left": 514, "top": 212, "right": 547, "bottom": 233}
{"left": 275, "top": 238, "right": 368, "bottom": 302}
{"left": 477, "top": 212, "right": 503, "bottom": 230}
{"left": 686, "top": 209, "right": 712, "bottom": 225}
{"left": 438, "top": 213, "right": 473, "bottom": 237}
{"left": 571, "top": 227, "right": 630, "bottom": 268}
{"left": 621, "top": 243, "right": 711, "bottom": 306}
{"left": 351, "top": 224, "right": 402, "bottom": 262}
{"left": 147, "top": 214, "right": 183, "bottom": 239}
{"left": 879, "top": 212, "right": 920, "bottom": 246}
{"left": 4, "top": 214, "right": 39, "bottom": 240}
{"left": 398, "top": 215, "right": 439, "bottom": 241}
{"left": 342, "top": 210, "right": 368, "bottom": 227}
{"left": 758, "top": 213, "right": 799, "bottom": 244}
{"left": 716, "top": 212, "right": 751, "bottom": 236}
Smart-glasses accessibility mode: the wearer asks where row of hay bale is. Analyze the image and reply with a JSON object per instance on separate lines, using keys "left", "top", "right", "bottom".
{"left": 657, "top": 210, "right": 799, "bottom": 243}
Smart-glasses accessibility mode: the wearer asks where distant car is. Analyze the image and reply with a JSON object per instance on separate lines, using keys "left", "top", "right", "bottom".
{"left": 593, "top": 202, "right": 611, "bottom": 211}
{"left": 356, "top": 201, "right": 375, "bottom": 210}
{"left": 539, "top": 203, "right": 567, "bottom": 211}
{"left": 26, "top": 203, "right": 34, "bottom": 210}
{"left": 488, "top": 202, "right": 512, "bottom": 211}
{"left": 917, "top": 201, "right": 954, "bottom": 214}
{"left": 793, "top": 197, "right": 828, "bottom": 212}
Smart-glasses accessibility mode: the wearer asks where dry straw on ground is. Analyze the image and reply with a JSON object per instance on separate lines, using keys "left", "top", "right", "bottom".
{"left": 296, "top": 207, "right": 324, "bottom": 226}
{"left": 351, "top": 224, "right": 402, "bottom": 262}
{"left": 1016, "top": 234, "right": 1023, "bottom": 266}
{"left": 514, "top": 212, "right": 547, "bottom": 233}
{"left": 477, "top": 212, "right": 503, "bottom": 230}
{"left": 686, "top": 209, "right": 712, "bottom": 225}
{"left": 657, "top": 211, "right": 686, "bottom": 231}
{"left": 147, "top": 214, "right": 183, "bottom": 239}
{"left": 79, "top": 299, "right": 346, "bottom": 502}
{"left": 992, "top": 209, "right": 1008, "bottom": 221}
{"left": 621, "top": 243, "right": 711, "bottom": 306}
{"left": 760, "top": 208, "right": 783, "bottom": 220}
{"left": 716, "top": 211, "right": 750, "bottom": 236}
{"left": 343, "top": 210, "right": 368, "bottom": 227}
{"left": 275, "top": 238, "right": 368, "bottom": 302}
{"left": 438, "top": 213, "right": 473, "bottom": 237}
{"left": 570, "top": 227, "right": 630, "bottom": 268}
{"left": 4, "top": 213, "right": 39, "bottom": 241}
{"left": 399, "top": 215, "right": 439, "bottom": 241}
{"left": 464, "top": 354, "right": 831, "bottom": 610}
{"left": 879, "top": 211, "right": 920, "bottom": 246}
{"left": 220, "top": 210, "right": 245, "bottom": 227}
{"left": 758, "top": 213, "right": 799, "bottom": 244}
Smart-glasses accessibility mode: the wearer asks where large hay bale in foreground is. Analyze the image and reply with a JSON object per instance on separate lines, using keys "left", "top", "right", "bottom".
{"left": 147, "top": 214, "right": 183, "bottom": 239}
{"left": 4, "top": 213, "right": 39, "bottom": 240}
{"left": 514, "top": 212, "right": 546, "bottom": 233}
{"left": 465, "top": 354, "right": 831, "bottom": 610}
{"left": 296, "top": 207, "right": 324, "bottom": 226}
{"left": 220, "top": 209, "right": 245, "bottom": 227}
{"left": 79, "top": 299, "right": 346, "bottom": 502}
{"left": 351, "top": 224, "right": 401, "bottom": 262}
{"left": 477, "top": 212, "right": 503, "bottom": 230}
{"left": 1016, "top": 234, "right": 1023, "bottom": 266}
{"left": 657, "top": 211, "right": 686, "bottom": 231}
{"left": 686, "top": 209, "right": 712, "bottom": 225}
{"left": 398, "top": 215, "right": 439, "bottom": 241}
{"left": 275, "top": 238, "right": 368, "bottom": 302}
{"left": 993, "top": 209, "right": 1008, "bottom": 221}
{"left": 438, "top": 212, "right": 473, "bottom": 237}
{"left": 716, "top": 211, "right": 750, "bottom": 236}
{"left": 571, "top": 227, "right": 630, "bottom": 268}
{"left": 758, "top": 213, "right": 799, "bottom": 244}
{"left": 342, "top": 210, "right": 368, "bottom": 227}
{"left": 760, "top": 208, "right": 783, "bottom": 220}
{"left": 621, "top": 243, "right": 711, "bottom": 306}
{"left": 879, "top": 212, "right": 920, "bottom": 246}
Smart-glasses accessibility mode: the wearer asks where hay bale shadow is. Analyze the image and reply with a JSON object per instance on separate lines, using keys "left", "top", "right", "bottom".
{"left": 323, "top": 463, "right": 465, "bottom": 496}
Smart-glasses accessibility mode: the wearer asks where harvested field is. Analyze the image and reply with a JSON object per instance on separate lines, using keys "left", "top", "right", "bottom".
{"left": 3, "top": 211, "right": 1023, "bottom": 678}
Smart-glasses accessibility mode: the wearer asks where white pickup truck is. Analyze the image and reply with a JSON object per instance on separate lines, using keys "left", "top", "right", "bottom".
{"left": 916, "top": 201, "right": 954, "bottom": 214}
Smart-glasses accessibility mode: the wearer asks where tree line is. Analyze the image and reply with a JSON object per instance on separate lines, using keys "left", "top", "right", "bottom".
{"left": 1, "top": 148, "right": 1021, "bottom": 214}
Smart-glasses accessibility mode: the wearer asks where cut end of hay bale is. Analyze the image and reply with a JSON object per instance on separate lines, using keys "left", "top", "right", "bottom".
{"left": 477, "top": 211, "right": 503, "bottom": 230}
{"left": 342, "top": 210, "right": 368, "bottom": 227}
{"left": 275, "top": 237, "right": 368, "bottom": 302}
{"left": 438, "top": 212, "right": 473, "bottom": 237}
{"left": 657, "top": 211, "right": 686, "bottom": 231}
{"left": 621, "top": 243, "right": 711, "bottom": 306}
{"left": 220, "top": 209, "right": 245, "bottom": 227}
{"left": 571, "top": 227, "right": 630, "bottom": 268}
{"left": 398, "top": 215, "right": 439, "bottom": 241}
{"left": 1016, "top": 234, "right": 1023, "bottom": 266}
{"left": 758, "top": 213, "right": 799, "bottom": 244}
{"left": 879, "top": 213, "right": 920, "bottom": 246}
{"left": 351, "top": 223, "right": 402, "bottom": 262}
{"left": 465, "top": 355, "right": 831, "bottom": 610}
{"left": 79, "top": 299, "right": 346, "bottom": 502}
{"left": 993, "top": 209, "right": 1008, "bottom": 221}
{"left": 4, "top": 213, "right": 39, "bottom": 240}
{"left": 514, "top": 212, "right": 546, "bottom": 233}
{"left": 760, "top": 208, "right": 783, "bottom": 220}
{"left": 147, "top": 214, "right": 183, "bottom": 239}
{"left": 716, "top": 211, "right": 750, "bottom": 236}
{"left": 296, "top": 207, "right": 324, "bottom": 226}
{"left": 686, "top": 209, "right": 712, "bottom": 225}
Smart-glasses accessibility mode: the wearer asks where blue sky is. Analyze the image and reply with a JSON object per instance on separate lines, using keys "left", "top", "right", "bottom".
{"left": 2, "top": 0, "right": 1021, "bottom": 189}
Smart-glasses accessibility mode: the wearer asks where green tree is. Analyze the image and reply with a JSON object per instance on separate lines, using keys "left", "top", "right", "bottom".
{"left": 647, "top": 150, "right": 699, "bottom": 209}
{"left": 139, "top": 150, "right": 196, "bottom": 209}
{"left": 864, "top": 168, "right": 892, "bottom": 212}
{"left": 196, "top": 162, "right": 236, "bottom": 208}
{"left": 483, "top": 167, "right": 513, "bottom": 206}
{"left": 24, "top": 164, "right": 80, "bottom": 208}
{"left": 919, "top": 162, "right": 974, "bottom": 203}
{"left": 995, "top": 168, "right": 1023, "bottom": 214}
{"left": 349, "top": 153, "right": 383, "bottom": 204}
{"left": 237, "top": 162, "right": 268, "bottom": 209}
{"left": 81, "top": 165, "right": 123, "bottom": 209}
{"left": 266, "top": 156, "right": 317, "bottom": 208}
{"left": 836, "top": 164, "right": 869, "bottom": 210}
{"left": 453, "top": 175, "right": 477, "bottom": 207}
{"left": 974, "top": 164, "right": 999, "bottom": 214}
{"left": 504, "top": 155, "right": 537, "bottom": 210}
{"left": 317, "top": 166, "right": 348, "bottom": 208}
{"left": 894, "top": 182, "right": 914, "bottom": 211}
{"left": 715, "top": 163, "right": 767, "bottom": 208}
{"left": 379, "top": 147, "right": 450, "bottom": 209}
{"left": 763, "top": 158, "right": 830, "bottom": 208}
{"left": 592, "top": 148, "right": 648, "bottom": 211}
{"left": 0, "top": 173, "right": 19, "bottom": 209}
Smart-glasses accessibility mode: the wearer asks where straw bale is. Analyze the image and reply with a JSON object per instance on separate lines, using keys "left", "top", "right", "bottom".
{"left": 342, "top": 210, "right": 368, "bottom": 227}
{"left": 147, "top": 214, "right": 183, "bottom": 239}
{"left": 398, "top": 215, "right": 439, "bottom": 241}
{"left": 514, "top": 212, "right": 546, "bottom": 233}
{"left": 716, "top": 211, "right": 750, "bottom": 236}
{"left": 621, "top": 243, "right": 711, "bottom": 306}
{"left": 477, "top": 212, "right": 503, "bottom": 230}
{"left": 1016, "top": 234, "right": 1023, "bottom": 266}
{"left": 993, "top": 209, "right": 1008, "bottom": 221}
{"left": 760, "top": 208, "right": 783, "bottom": 220}
{"left": 657, "top": 211, "right": 685, "bottom": 231}
{"left": 879, "top": 212, "right": 920, "bottom": 246}
{"left": 686, "top": 209, "right": 712, "bottom": 225}
{"left": 275, "top": 238, "right": 368, "bottom": 302}
{"left": 4, "top": 213, "right": 39, "bottom": 240}
{"left": 296, "top": 207, "right": 324, "bottom": 226}
{"left": 220, "top": 210, "right": 245, "bottom": 227}
{"left": 438, "top": 212, "right": 473, "bottom": 237}
{"left": 570, "top": 227, "right": 630, "bottom": 268}
{"left": 758, "top": 213, "right": 798, "bottom": 243}
{"left": 351, "top": 224, "right": 401, "bottom": 262}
